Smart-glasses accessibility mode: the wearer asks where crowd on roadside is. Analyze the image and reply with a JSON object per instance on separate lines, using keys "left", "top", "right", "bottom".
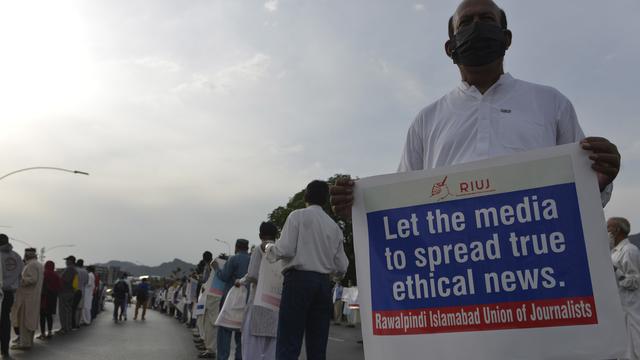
{"left": 147, "top": 180, "right": 352, "bottom": 360}
{"left": 0, "top": 234, "right": 106, "bottom": 359}
{"left": 331, "top": 282, "right": 360, "bottom": 328}
{"left": 0, "top": 180, "right": 355, "bottom": 360}
{"left": 144, "top": 182, "right": 640, "bottom": 360}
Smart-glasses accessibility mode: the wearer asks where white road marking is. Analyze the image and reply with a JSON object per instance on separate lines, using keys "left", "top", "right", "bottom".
{"left": 329, "top": 336, "right": 345, "bottom": 342}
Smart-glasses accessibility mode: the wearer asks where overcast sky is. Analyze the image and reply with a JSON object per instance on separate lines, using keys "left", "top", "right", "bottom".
{"left": 0, "top": 0, "right": 638, "bottom": 266}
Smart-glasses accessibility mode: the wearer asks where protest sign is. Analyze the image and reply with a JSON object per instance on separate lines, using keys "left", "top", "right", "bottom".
{"left": 193, "top": 288, "right": 206, "bottom": 317}
{"left": 215, "top": 285, "right": 247, "bottom": 329}
{"left": 342, "top": 287, "right": 360, "bottom": 309}
{"left": 254, "top": 252, "right": 284, "bottom": 312}
{"left": 352, "top": 143, "right": 626, "bottom": 360}
{"left": 208, "top": 258, "right": 227, "bottom": 297}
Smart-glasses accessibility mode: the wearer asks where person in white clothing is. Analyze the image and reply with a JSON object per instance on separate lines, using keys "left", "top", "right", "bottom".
{"left": 237, "top": 221, "right": 280, "bottom": 360}
{"left": 263, "top": 180, "right": 349, "bottom": 360}
{"left": 609, "top": 217, "right": 640, "bottom": 360}
{"left": 330, "top": 0, "right": 621, "bottom": 217}
{"left": 82, "top": 267, "right": 95, "bottom": 325}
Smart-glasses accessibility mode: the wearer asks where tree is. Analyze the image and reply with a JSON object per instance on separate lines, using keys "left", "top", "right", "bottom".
{"left": 267, "top": 174, "right": 357, "bottom": 285}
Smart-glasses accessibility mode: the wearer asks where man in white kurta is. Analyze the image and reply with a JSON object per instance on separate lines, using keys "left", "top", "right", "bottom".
{"left": 198, "top": 259, "right": 222, "bottom": 359}
{"left": 329, "top": 0, "right": 620, "bottom": 219}
{"left": 10, "top": 249, "right": 43, "bottom": 350}
{"left": 264, "top": 181, "right": 349, "bottom": 360}
{"left": 238, "top": 222, "right": 280, "bottom": 360}
{"left": 609, "top": 217, "right": 640, "bottom": 360}
{"left": 83, "top": 269, "right": 95, "bottom": 325}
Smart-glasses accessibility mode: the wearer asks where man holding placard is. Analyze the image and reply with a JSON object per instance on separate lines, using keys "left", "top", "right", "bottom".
{"left": 330, "top": 0, "right": 620, "bottom": 217}
{"left": 329, "top": 0, "right": 624, "bottom": 359}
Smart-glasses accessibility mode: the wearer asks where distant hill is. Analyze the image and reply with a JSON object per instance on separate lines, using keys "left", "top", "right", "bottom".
{"left": 95, "top": 258, "right": 197, "bottom": 278}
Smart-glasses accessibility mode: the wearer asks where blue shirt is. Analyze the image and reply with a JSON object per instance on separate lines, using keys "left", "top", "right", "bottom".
{"left": 216, "top": 251, "right": 250, "bottom": 296}
{"left": 136, "top": 282, "right": 150, "bottom": 298}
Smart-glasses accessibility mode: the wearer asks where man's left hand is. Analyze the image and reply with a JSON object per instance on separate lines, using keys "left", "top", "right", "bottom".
{"left": 581, "top": 137, "right": 621, "bottom": 191}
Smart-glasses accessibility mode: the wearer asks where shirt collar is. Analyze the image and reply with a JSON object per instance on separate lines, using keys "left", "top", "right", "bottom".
{"left": 613, "top": 237, "right": 630, "bottom": 252}
{"left": 458, "top": 72, "right": 514, "bottom": 97}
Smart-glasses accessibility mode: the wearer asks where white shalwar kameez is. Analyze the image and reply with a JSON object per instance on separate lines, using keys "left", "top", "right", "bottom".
{"left": 611, "top": 238, "right": 640, "bottom": 360}
{"left": 82, "top": 272, "right": 95, "bottom": 324}
{"left": 240, "top": 248, "right": 277, "bottom": 360}
{"left": 397, "top": 73, "right": 612, "bottom": 206}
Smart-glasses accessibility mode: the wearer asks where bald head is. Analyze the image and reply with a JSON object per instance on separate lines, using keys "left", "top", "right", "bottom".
{"left": 448, "top": 0, "right": 506, "bottom": 38}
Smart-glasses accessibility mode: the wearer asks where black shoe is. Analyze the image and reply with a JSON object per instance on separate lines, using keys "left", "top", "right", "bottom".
{"left": 198, "top": 352, "right": 216, "bottom": 359}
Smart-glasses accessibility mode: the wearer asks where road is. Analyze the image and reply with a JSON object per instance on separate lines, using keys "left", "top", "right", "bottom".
{"left": 316, "top": 323, "right": 364, "bottom": 360}
{"left": 11, "top": 303, "right": 200, "bottom": 360}
{"left": 8, "top": 304, "right": 364, "bottom": 360}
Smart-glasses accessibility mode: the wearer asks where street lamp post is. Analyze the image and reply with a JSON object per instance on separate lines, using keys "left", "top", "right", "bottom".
{"left": 40, "top": 244, "right": 76, "bottom": 263}
{"left": 9, "top": 237, "right": 34, "bottom": 248}
{"left": 0, "top": 167, "right": 87, "bottom": 262}
{"left": 0, "top": 167, "right": 89, "bottom": 182}
{"left": 214, "top": 238, "right": 231, "bottom": 254}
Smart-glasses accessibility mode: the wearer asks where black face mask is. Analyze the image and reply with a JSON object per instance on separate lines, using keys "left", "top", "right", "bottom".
{"left": 449, "top": 22, "right": 508, "bottom": 66}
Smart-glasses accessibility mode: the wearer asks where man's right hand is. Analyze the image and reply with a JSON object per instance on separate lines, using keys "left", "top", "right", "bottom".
{"left": 330, "top": 176, "right": 355, "bottom": 220}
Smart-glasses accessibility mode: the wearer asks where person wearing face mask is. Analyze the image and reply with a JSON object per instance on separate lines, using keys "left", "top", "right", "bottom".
{"left": 330, "top": 0, "right": 621, "bottom": 219}
{"left": 608, "top": 217, "right": 640, "bottom": 360}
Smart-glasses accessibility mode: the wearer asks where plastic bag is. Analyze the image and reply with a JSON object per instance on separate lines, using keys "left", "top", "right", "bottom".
{"left": 214, "top": 286, "right": 247, "bottom": 329}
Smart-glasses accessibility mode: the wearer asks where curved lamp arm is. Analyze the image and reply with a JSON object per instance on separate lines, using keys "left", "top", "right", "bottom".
{"left": 0, "top": 167, "right": 89, "bottom": 182}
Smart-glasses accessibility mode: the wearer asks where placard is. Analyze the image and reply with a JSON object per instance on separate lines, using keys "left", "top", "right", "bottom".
{"left": 208, "top": 258, "right": 227, "bottom": 297}
{"left": 352, "top": 143, "right": 626, "bottom": 360}
{"left": 254, "top": 251, "right": 284, "bottom": 312}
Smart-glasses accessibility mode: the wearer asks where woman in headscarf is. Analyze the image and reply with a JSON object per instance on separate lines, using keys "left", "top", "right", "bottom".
{"left": 38, "top": 261, "right": 61, "bottom": 339}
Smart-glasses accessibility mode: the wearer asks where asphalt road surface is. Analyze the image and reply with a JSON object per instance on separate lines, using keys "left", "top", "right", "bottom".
{"left": 10, "top": 303, "right": 199, "bottom": 360}
{"left": 8, "top": 304, "right": 364, "bottom": 360}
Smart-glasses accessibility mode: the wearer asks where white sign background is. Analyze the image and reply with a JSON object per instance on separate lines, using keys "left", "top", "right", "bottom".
{"left": 352, "top": 143, "right": 626, "bottom": 360}
{"left": 254, "top": 255, "right": 284, "bottom": 312}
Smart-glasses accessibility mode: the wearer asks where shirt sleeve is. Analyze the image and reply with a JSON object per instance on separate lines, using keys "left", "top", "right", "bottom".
{"left": 17, "top": 256, "right": 24, "bottom": 277}
{"left": 555, "top": 96, "right": 612, "bottom": 207}
{"left": 397, "top": 115, "right": 425, "bottom": 172}
{"left": 617, "top": 245, "right": 640, "bottom": 291}
{"left": 244, "top": 251, "right": 261, "bottom": 284}
{"left": 21, "top": 264, "right": 38, "bottom": 287}
{"left": 334, "top": 230, "right": 349, "bottom": 276}
{"left": 266, "top": 212, "right": 299, "bottom": 262}
{"left": 216, "top": 257, "right": 236, "bottom": 283}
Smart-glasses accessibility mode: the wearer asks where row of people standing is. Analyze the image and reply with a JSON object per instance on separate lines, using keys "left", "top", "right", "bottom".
{"left": 57, "top": 255, "right": 104, "bottom": 333}
{"left": 183, "top": 179, "right": 349, "bottom": 360}
{"left": 0, "top": 234, "right": 105, "bottom": 358}
{"left": 189, "top": 240, "right": 250, "bottom": 359}
{"left": 153, "top": 274, "right": 198, "bottom": 322}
